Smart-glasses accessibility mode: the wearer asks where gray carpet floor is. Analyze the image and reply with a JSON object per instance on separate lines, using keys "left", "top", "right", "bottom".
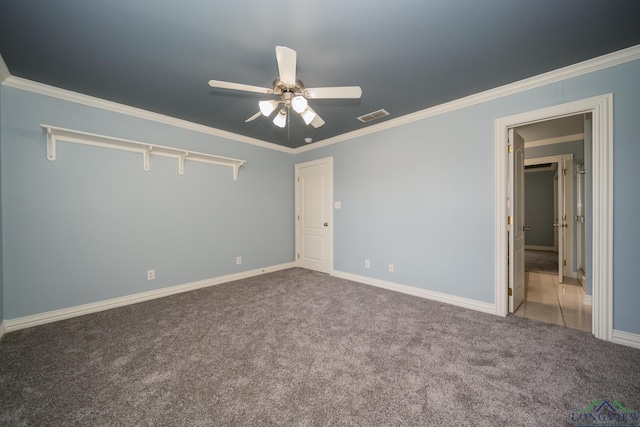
{"left": 1, "top": 268, "right": 639, "bottom": 426}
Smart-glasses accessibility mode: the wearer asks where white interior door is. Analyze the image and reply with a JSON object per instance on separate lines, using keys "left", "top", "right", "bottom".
{"left": 557, "top": 161, "right": 565, "bottom": 283}
{"left": 509, "top": 128, "right": 525, "bottom": 313}
{"left": 295, "top": 158, "right": 333, "bottom": 274}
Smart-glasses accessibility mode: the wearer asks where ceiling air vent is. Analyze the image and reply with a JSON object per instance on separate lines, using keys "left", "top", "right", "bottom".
{"left": 357, "top": 109, "right": 390, "bottom": 123}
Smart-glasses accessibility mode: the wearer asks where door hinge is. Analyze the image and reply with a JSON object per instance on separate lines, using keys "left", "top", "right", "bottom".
{"left": 563, "top": 214, "right": 567, "bottom": 221}
{"left": 508, "top": 287, "right": 513, "bottom": 296}
{"left": 297, "top": 253, "right": 300, "bottom": 259}
{"left": 507, "top": 216, "right": 513, "bottom": 225}
{"left": 297, "top": 176, "right": 300, "bottom": 182}
{"left": 297, "top": 214, "right": 300, "bottom": 220}
{"left": 508, "top": 145, "right": 513, "bottom": 153}
{"left": 563, "top": 168, "right": 567, "bottom": 176}
{"left": 563, "top": 259, "right": 567, "bottom": 266}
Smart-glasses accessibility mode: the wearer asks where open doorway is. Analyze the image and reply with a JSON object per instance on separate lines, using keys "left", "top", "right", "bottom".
{"left": 512, "top": 116, "right": 590, "bottom": 332}
{"left": 523, "top": 160, "right": 559, "bottom": 275}
{"left": 495, "top": 94, "right": 613, "bottom": 341}
{"left": 522, "top": 153, "right": 574, "bottom": 284}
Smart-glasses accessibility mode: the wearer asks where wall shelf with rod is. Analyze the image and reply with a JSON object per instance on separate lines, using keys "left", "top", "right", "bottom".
{"left": 41, "top": 125, "right": 246, "bottom": 180}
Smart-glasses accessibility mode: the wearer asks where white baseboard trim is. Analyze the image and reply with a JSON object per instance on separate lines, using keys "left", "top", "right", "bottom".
{"left": 332, "top": 270, "right": 496, "bottom": 315}
{"left": 583, "top": 294, "right": 593, "bottom": 305}
{"left": 612, "top": 330, "right": 640, "bottom": 350}
{"left": 5, "top": 262, "right": 295, "bottom": 333}
{"left": 0, "top": 321, "right": 6, "bottom": 341}
{"left": 565, "top": 271, "right": 578, "bottom": 279}
{"left": 525, "top": 245, "right": 557, "bottom": 252}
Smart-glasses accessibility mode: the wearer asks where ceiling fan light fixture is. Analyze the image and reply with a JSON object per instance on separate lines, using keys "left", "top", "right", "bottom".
{"left": 291, "top": 95, "right": 308, "bottom": 113}
{"left": 208, "top": 46, "right": 361, "bottom": 132}
{"left": 301, "top": 107, "right": 316, "bottom": 125}
{"left": 273, "top": 109, "right": 287, "bottom": 128}
{"left": 259, "top": 100, "right": 278, "bottom": 116}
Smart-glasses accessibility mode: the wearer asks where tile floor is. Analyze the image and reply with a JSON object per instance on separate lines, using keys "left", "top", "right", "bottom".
{"left": 513, "top": 272, "right": 592, "bottom": 332}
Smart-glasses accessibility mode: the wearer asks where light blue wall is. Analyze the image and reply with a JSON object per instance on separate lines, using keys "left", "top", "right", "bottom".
{"left": 296, "top": 58, "right": 640, "bottom": 334}
{"left": 0, "top": 86, "right": 294, "bottom": 319}
{"left": 2, "top": 59, "right": 639, "bottom": 336}
{"left": 524, "top": 170, "right": 555, "bottom": 247}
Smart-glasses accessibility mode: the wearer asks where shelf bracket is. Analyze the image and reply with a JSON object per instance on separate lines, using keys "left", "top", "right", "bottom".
{"left": 178, "top": 152, "right": 188, "bottom": 175}
{"left": 46, "top": 128, "right": 57, "bottom": 161}
{"left": 143, "top": 146, "right": 152, "bottom": 172}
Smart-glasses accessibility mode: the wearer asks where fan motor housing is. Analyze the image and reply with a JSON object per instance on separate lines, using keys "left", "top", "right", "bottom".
{"left": 272, "top": 78, "right": 308, "bottom": 98}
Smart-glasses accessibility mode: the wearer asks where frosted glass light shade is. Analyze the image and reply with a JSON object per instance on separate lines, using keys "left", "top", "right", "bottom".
{"left": 300, "top": 108, "right": 316, "bottom": 125}
{"left": 273, "top": 109, "right": 287, "bottom": 128}
{"left": 291, "top": 96, "right": 308, "bottom": 113}
{"left": 259, "top": 100, "right": 278, "bottom": 116}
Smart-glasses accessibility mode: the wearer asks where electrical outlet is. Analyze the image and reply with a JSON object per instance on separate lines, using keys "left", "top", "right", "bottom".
{"left": 236, "top": 256, "right": 242, "bottom": 265}
{"left": 388, "top": 264, "right": 394, "bottom": 273}
{"left": 365, "top": 259, "right": 370, "bottom": 268}
{"left": 147, "top": 269, "right": 155, "bottom": 280}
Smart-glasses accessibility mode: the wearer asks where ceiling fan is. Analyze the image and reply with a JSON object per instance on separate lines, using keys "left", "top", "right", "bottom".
{"left": 208, "top": 46, "right": 362, "bottom": 129}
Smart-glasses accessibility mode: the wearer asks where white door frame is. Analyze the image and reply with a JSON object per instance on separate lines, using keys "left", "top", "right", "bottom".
{"left": 295, "top": 157, "right": 334, "bottom": 273}
{"left": 494, "top": 94, "right": 613, "bottom": 341}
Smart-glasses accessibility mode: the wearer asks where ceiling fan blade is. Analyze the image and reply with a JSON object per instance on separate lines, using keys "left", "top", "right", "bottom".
{"left": 306, "top": 107, "right": 325, "bottom": 128}
{"left": 275, "top": 46, "right": 297, "bottom": 86}
{"left": 208, "top": 80, "right": 272, "bottom": 95}
{"left": 245, "top": 111, "right": 262, "bottom": 122}
{"left": 305, "top": 86, "right": 362, "bottom": 99}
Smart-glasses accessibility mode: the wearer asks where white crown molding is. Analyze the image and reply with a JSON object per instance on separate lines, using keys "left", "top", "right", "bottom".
{"left": 612, "top": 329, "right": 640, "bottom": 350}
{"left": 296, "top": 43, "right": 640, "bottom": 154}
{"left": 525, "top": 133, "right": 584, "bottom": 149}
{"left": 332, "top": 270, "right": 496, "bottom": 314}
{"left": 524, "top": 133, "right": 584, "bottom": 148}
{"left": 0, "top": 321, "right": 6, "bottom": 341}
{"left": 3, "top": 44, "right": 638, "bottom": 155}
{"left": 4, "top": 262, "right": 295, "bottom": 333}
{"left": 0, "top": 53, "right": 10, "bottom": 84}
{"left": 2, "top": 76, "right": 294, "bottom": 154}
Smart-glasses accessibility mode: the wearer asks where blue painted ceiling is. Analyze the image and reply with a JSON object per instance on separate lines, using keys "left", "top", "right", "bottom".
{"left": 1, "top": 0, "right": 640, "bottom": 148}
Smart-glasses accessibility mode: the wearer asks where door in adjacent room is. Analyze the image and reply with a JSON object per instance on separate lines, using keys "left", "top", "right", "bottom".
{"left": 295, "top": 157, "right": 333, "bottom": 274}
{"left": 554, "top": 156, "right": 572, "bottom": 284}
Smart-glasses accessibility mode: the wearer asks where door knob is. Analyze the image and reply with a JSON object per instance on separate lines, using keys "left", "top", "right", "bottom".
{"left": 523, "top": 226, "right": 530, "bottom": 232}
{"left": 324, "top": 222, "right": 328, "bottom": 227}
